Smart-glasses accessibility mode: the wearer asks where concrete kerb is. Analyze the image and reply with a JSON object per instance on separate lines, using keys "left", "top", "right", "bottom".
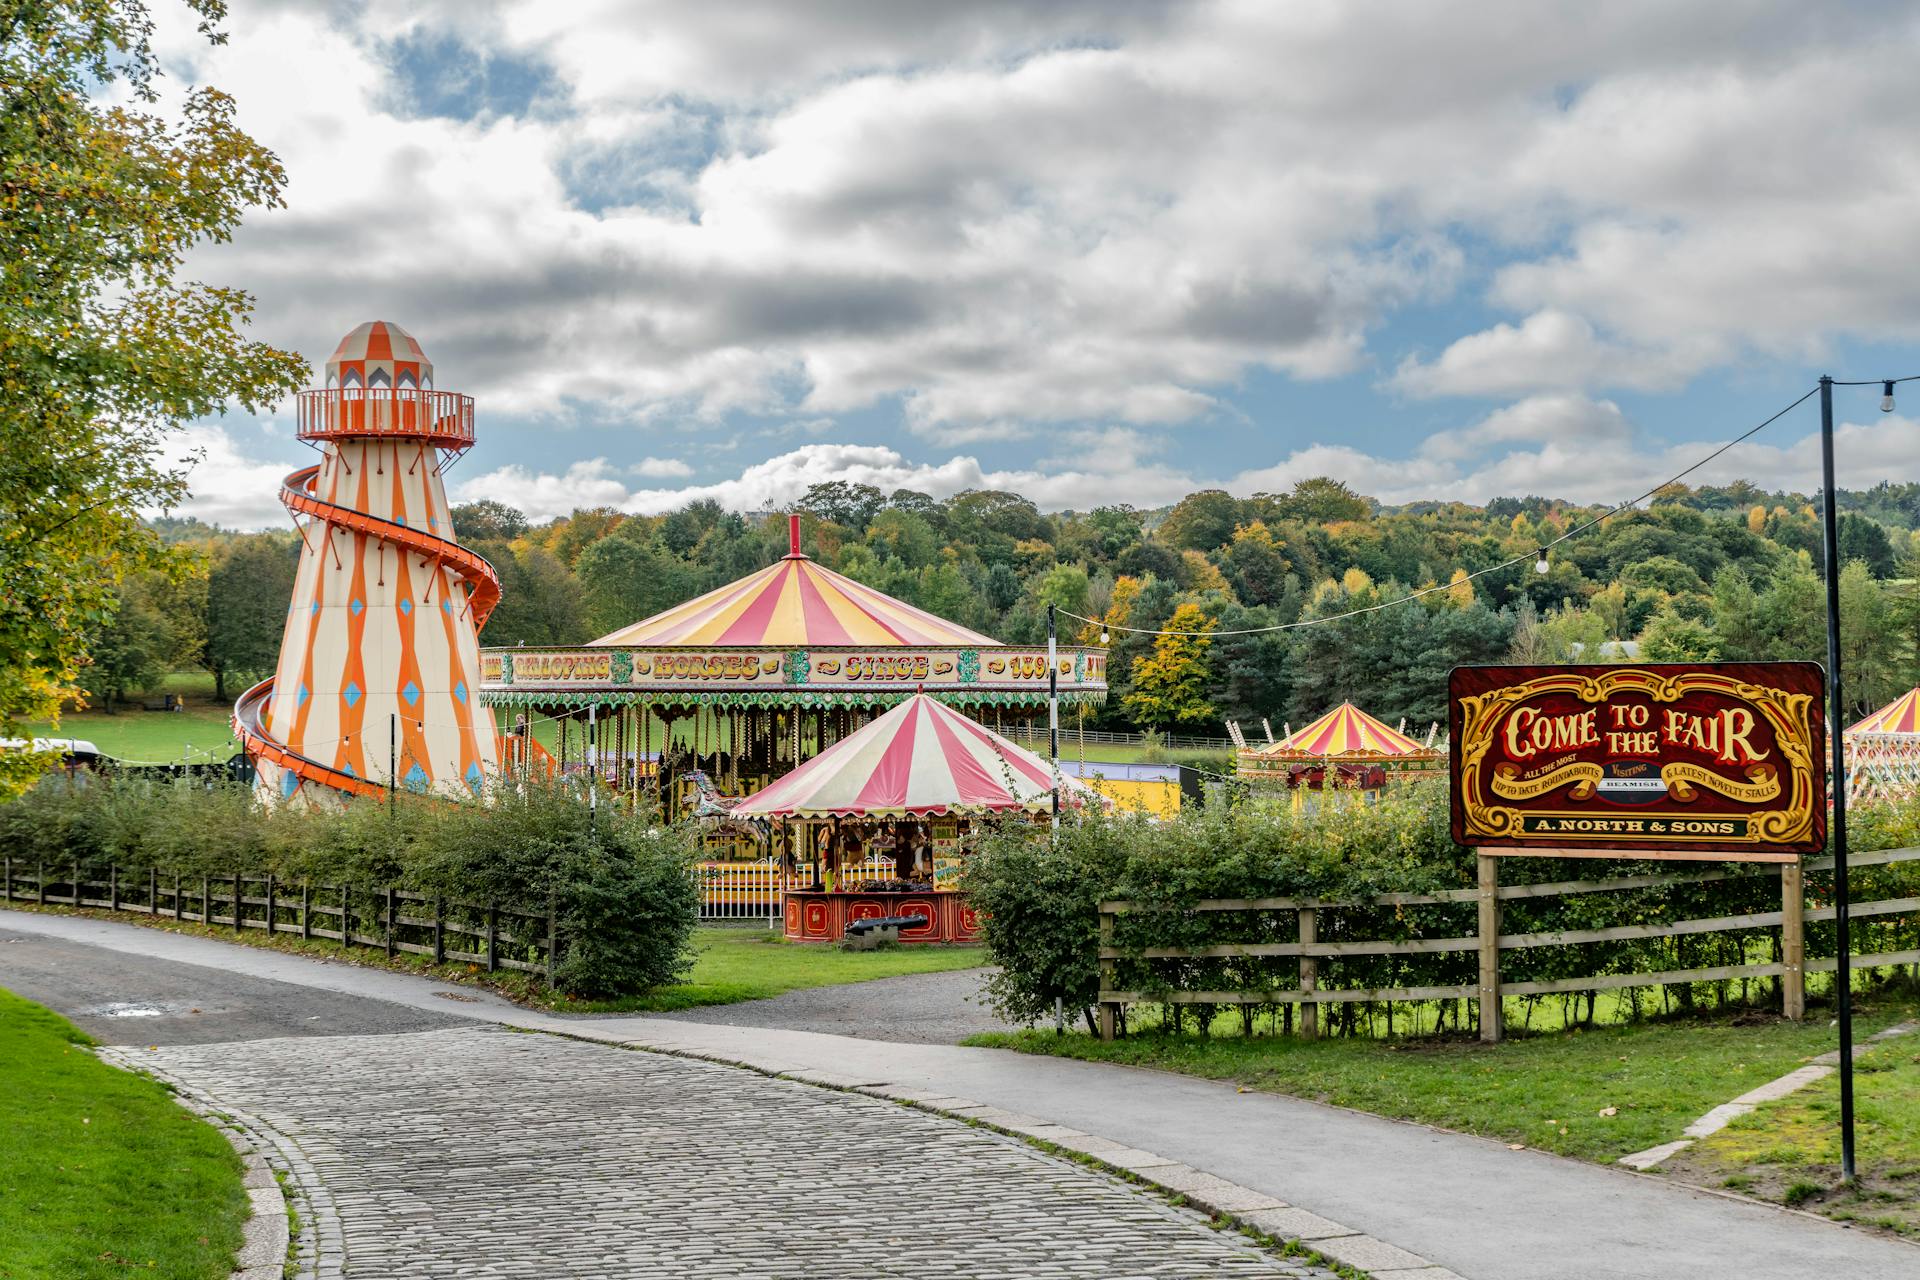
{"left": 526, "top": 1024, "right": 1460, "bottom": 1280}
{"left": 97, "top": 1046, "right": 337, "bottom": 1280}
{"left": 1619, "top": 1021, "right": 1920, "bottom": 1171}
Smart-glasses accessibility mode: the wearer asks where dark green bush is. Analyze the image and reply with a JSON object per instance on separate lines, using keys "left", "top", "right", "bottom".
{"left": 0, "top": 773, "right": 701, "bottom": 996}
{"left": 964, "top": 783, "right": 1920, "bottom": 1034}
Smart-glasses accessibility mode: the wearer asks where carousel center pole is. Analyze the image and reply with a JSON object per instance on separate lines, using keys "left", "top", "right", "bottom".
{"left": 1048, "top": 602, "right": 1059, "bottom": 829}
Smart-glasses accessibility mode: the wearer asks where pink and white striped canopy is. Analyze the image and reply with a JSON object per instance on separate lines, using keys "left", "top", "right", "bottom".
{"left": 732, "top": 694, "right": 1101, "bottom": 818}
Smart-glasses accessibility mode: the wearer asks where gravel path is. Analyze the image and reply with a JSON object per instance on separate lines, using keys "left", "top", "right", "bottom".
{"left": 649, "top": 966, "right": 1028, "bottom": 1044}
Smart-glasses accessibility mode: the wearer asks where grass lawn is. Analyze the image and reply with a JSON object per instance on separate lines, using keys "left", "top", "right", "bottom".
{"left": 608, "top": 925, "right": 990, "bottom": 1012}
{"left": 1670, "top": 1025, "right": 1920, "bottom": 1236}
{"left": 27, "top": 672, "right": 237, "bottom": 766}
{"left": 967, "top": 989, "right": 1920, "bottom": 1166}
{"left": 0, "top": 989, "right": 248, "bottom": 1279}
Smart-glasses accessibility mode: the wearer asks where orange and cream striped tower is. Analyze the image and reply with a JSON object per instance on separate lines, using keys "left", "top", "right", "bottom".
{"left": 234, "top": 321, "right": 501, "bottom": 804}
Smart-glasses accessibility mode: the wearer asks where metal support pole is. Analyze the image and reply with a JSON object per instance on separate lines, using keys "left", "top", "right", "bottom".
{"left": 1477, "top": 853, "right": 1503, "bottom": 1044}
{"left": 1818, "top": 374, "right": 1857, "bottom": 1183}
{"left": 588, "top": 703, "right": 598, "bottom": 829}
{"left": 389, "top": 713, "right": 398, "bottom": 818}
{"left": 1048, "top": 603, "right": 1060, "bottom": 828}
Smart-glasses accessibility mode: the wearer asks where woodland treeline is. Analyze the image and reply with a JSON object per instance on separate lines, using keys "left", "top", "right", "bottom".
{"left": 103, "top": 476, "right": 1920, "bottom": 734}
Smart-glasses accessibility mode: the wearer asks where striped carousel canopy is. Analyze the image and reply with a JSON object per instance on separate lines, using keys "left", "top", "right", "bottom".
{"left": 1257, "top": 701, "right": 1438, "bottom": 761}
{"left": 1849, "top": 686, "right": 1920, "bottom": 736}
{"left": 731, "top": 693, "right": 1100, "bottom": 818}
{"left": 589, "top": 516, "right": 1000, "bottom": 649}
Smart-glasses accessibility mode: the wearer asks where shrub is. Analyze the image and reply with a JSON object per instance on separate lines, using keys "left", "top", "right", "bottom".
{"left": 965, "top": 783, "right": 1920, "bottom": 1036}
{"left": 0, "top": 773, "right": 702, "bottom": 997}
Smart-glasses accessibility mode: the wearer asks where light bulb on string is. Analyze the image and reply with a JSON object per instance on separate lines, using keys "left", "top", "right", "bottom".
{"left": 1534, "top": 549, "right": 1550, "bottom": 575}
{"left": 1882, "top": 381, "right": 1896, "bottom": 413}
{"left": 1099, "top": 628, "right": 1109, "bottom": 644}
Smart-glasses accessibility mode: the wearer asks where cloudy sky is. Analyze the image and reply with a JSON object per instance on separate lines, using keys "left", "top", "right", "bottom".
{"left": 154, "top": 1, "right": 1920, "bottom": 528}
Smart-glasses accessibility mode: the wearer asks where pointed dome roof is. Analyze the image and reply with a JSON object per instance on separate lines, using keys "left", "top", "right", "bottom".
{"left": 326, "top": 320, "right": 431, "bottom": 390}
{"left": 1254, "top": 701, "right": 1438, "bottom": 760}
{"left": 731, "top": 693, "right": 1100, "bottom": 817}
{"left": 1849, "top": 686, "right": 1920, "bottom": 736}
{"left": 589, "top": 516, "right": 1000, "bottom": 649}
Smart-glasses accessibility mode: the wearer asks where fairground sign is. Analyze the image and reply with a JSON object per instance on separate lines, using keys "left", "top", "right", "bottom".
{"left": 1449, "top": 662, "right": 1826, "bottom": 861}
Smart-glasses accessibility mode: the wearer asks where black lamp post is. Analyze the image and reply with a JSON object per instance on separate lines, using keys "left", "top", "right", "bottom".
{"left": 1818, "top": 374, "right": 1858, "bottom": 1184}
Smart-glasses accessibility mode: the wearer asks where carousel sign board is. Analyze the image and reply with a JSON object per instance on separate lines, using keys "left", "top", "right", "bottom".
{"left": 1448, "top": 662, "right": 1825, "bottom": 862}
{"left": 481, "top": 646, "right": 1106, "bottom": 692}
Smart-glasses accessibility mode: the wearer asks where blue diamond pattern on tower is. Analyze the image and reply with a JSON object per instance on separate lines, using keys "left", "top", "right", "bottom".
{"left": 350, "top": 598, "right": 364, "bottom": 617}
{"left": 453, "top": 681, "right": 467, "bottom": 704}
{"left": 465, "top": 762, "right": 483, "bottom": 792}
{"left": 399, "top": 598, "right": 413, "bottom": 616}
{"left": 404, "top": 762, "right": 429, "bottom": 792}
{"left": 403, "top": 681, "right": 421, "bottom": 707}
{"left": 343, "top": 681, "right": 362, "bottom": 709}
{"left": 296, "top": 682, "right": 310, "bottom": 707}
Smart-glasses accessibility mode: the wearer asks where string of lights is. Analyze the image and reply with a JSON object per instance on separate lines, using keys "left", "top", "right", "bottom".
{"left": 1055, "top": 378, "right": 1878, "bottom": 642}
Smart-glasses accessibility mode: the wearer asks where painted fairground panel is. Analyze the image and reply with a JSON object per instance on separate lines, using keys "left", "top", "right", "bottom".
{"left": 480, "top": 645, "right": 1106, "bottom": 697}
{"left": 1448, "top": 662, "right": 1826, "bottom": 861}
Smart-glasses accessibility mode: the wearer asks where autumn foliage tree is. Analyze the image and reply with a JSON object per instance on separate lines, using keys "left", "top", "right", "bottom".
{"left": 0, "top": 0, "right": 303, "bottom": 795}
{"left": 1122, "top": 602, "right": 1217, "bottom": 730}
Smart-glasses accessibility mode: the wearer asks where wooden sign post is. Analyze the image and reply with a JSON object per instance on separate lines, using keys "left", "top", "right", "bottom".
{"left": 1448, "top": 663, "right": 1827, "bottom": 1042}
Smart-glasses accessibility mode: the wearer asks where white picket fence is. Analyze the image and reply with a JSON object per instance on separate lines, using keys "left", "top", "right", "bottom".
{"left": 695, "top": 854, "right": 903, "bottom": 924}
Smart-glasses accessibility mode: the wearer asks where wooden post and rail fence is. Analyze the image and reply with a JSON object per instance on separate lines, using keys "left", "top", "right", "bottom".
{"left": 1096, "top": 846, "right": 1920, "bottom": 1041}
{"left": 0, "top": 859, "right": 558, "bottom": 987}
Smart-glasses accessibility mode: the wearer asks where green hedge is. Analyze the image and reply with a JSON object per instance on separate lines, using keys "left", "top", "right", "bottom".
{"left": 0, "top": 776, "right": 701, "bottom": 996}
{"left": 963, "top": 785, "right": 1920, "bottom": 1035}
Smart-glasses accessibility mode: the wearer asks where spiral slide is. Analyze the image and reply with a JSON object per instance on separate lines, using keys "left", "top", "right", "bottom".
{"left": 232, "top": 463, "right": 503, "bottom": 800}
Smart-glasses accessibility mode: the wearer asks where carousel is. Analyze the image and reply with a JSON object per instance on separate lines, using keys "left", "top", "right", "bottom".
{"left": 1236, "top": 701, "right": 1444, "bottom": 804}
{"left": 479, "top": 516, "right": 1107, "bottom": 858}
{"left": 729, "top": 692, "right": 1103, "bottom": 942}
{"left": 1845, "top": 686, "right": 1920, "bottom": 805}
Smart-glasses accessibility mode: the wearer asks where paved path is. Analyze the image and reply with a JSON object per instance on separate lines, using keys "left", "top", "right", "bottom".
{"left": 650, "top": 966, "right": 1019, "bottom": 1043}
{"left": 8, "top": 911, "right": 1917, "bottom": 1280}
{"left": 2, "top": 920, "right": 1324, "bottom": 1280}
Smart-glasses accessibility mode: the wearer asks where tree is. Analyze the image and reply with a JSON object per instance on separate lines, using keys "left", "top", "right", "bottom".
{"left": 1837, "top": 514, "right": 1897, "bottom": 579}
{"left": 1123, "top": 603, "right": 1216, "bottom": 729}
{"left": 1639, "top": 609, "right": 1719, "bottom": 661}
{"left": 1158, "top": 490, "right": 1242, "bottom": 551}
{"left": 206, "top": 534, "right": 297, "bottom": 701}
{"left": 794, "top": 481, "right": 884, "bottom": 531}
{"left": 1284, "top": 476, "right": 1371, "bottom": 523}
{"left": 575, "top": 536, "right": 696, "bottom": 638}
{"left": 450, "top": 500, "right": 528, "bottom": 541}
{"left": 1, "top": 0, "right": 305, "bottom": 796}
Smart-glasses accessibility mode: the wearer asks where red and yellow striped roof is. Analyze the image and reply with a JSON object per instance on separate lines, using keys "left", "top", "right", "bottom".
{"left": 1257, "top": 702, "right": 1438, "bottom": 760}
{"left": 1849, "top": 687, "right": 1920, "bottom": 736}
{"left": 590, "top": 520, "right": 1000, "bottom": 649}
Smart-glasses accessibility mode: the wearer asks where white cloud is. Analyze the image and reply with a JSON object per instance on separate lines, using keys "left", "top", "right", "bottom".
{"left": 151, "top": 424, "right": 299, "bottom": 528}
{"left": 139, "top": 1, "right": 1920, "bottom": 508}
{"left": 631, "top": 456, "right": 693, "bottom": 478}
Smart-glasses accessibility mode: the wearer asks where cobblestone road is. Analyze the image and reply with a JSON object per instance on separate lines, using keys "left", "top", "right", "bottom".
{"left": 137, "top": 1026, "right": 1324, "bottom": 1279}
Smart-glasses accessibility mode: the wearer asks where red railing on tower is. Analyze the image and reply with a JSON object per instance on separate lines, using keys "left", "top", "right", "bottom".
{"left": 296, "top": 386, "right": 475, "bottom": 449}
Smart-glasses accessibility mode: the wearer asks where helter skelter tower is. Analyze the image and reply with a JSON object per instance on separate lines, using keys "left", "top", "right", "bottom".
{"left": 234, "top": 321, "right": 501, "bottom": 804}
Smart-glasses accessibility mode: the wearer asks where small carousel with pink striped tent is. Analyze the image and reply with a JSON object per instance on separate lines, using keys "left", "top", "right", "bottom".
{"left": 730, "top": 692, "right": 1102, "bottom": 942}
{"left": 1845, "top": 686, "right": 1920, "bottom": 804}
{"left": 1236, "top": 701, "right": 1444, "bottom": 804}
